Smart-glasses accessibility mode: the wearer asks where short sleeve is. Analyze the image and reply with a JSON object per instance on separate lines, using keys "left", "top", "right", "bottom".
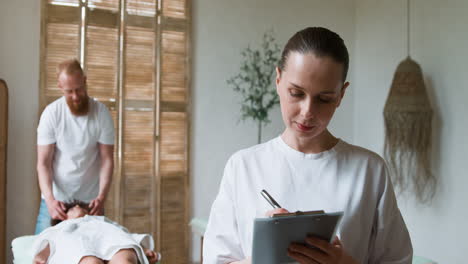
{"left": 37, "top": 106, "right": 56, "bottom": 145}
{"left": 368, "top": 166, "right": 413, "bottom": 264}
{"left": 203, "top": 157, "right": 245, "bottom": 264}
{"left": 97, "top": 103, "right": 115, "bottom": 145}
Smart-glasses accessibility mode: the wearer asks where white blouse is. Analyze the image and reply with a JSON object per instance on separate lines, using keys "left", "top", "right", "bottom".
{"left": 203, "top": 137, "right": 412, "bottom": 264}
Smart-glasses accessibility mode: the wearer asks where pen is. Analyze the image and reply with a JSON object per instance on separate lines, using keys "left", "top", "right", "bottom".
{"left": 261, "top": 189, "right": 282, "bottom": 209}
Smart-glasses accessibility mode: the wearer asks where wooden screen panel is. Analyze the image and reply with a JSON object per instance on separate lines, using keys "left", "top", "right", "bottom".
{"left": 39, "top": 2, "right": 192, "bottom": 263}
{"left": 125, "top": 174, "right": 151, "bottom": 209}
{"left": 160, "top": 112, "right": 187, "bottom": 175}
{"left": 48, "top": 0, "right": 79, "bottom": 6}
{"left": 88, "top": 8, "right": 119, "bottom": 28}
{"left": 159, "top": 111, "right": 188, "bottom": 263}
{"left": 104, "top": 109, "right": 118, "bottom": 221}
{"left": 123, "top": 111, "right": 153, "bottom": 176}
{"left": 161, "top": 30, "right": 186, "bottom": 103}
{"left": 160, "top": 176, "right": 187, "bottom": 264}
{"left": 86, "top": 25, "right": 118, "bottom": 101}
{"left": 88, "top": 0, "right": 119, "bottom": 12}
{"left": 127, "top": 0, "right": 156, "bottom": 17}
{"left": 123, "top": 110, "right": 154, "bottom": 175}
{"left": 163, "top": 0, "right": 186, "bottom": 19}
{"left": 45, "top": 22, "right": 80, "bottom": 97}
{"left": 124, "top": 175, "right": 151, "bottom": 234}
{"left": 125, "top": 26, "right": 155, "bottom": 100}
{"left": 0, "top": 80, "right": 8, "bottom": 264}
{"left": 122, "top": 110, "right": 154, "bottom": 233}
{"left": 124, "top": 208, "right": 151, "bottom": 234}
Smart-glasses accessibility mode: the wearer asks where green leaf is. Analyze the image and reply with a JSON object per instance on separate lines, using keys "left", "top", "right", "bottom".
{"left": 227, "top": 30, "right": 281, "bottom": 125}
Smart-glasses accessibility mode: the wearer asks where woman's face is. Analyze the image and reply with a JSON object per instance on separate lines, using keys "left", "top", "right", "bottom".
{"left": 276, "top": 52, "right": 349, "bottom": 142}
{"left": 67, "top": 205, "right": 89, "bottom": 219}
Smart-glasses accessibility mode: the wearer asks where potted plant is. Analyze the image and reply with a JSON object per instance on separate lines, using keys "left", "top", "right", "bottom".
{"left": 227, "top": 31, "right": 281, "bottom": 143}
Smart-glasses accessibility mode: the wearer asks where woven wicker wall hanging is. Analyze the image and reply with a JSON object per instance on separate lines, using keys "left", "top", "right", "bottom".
{"left": 383, "top": 0, "right": 436, "bottom": 203}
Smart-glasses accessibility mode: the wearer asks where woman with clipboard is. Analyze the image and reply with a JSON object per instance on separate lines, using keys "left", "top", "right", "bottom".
{"left": 204, "top": 27, "right": 413, "bottom": 264}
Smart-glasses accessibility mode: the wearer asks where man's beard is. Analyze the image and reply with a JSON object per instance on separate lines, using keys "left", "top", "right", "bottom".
{"left": 66, "top": 95, "right": 89, "bottom": 116}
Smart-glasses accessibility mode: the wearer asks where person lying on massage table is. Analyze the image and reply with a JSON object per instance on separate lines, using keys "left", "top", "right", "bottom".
{"left": 32, "top": 201, "right": 161, "bottom": 264}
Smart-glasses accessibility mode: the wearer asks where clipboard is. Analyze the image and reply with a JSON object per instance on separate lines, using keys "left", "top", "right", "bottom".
{"left": 251, "top": 211, "right": 343, "bottom": 264}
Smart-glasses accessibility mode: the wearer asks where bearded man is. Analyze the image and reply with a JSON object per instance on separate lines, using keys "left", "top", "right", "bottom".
{"left": 35, "top": 59, "right": 114, "bottom": 234}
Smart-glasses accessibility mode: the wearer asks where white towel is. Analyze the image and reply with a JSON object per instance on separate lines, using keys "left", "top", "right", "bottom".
{"left": 31, "top": 215, "right": 154, "bottom": 264}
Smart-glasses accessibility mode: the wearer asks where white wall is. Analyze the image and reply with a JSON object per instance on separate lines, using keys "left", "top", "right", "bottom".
{"left": 191, "top": 0, "right": 356, "bottom": 261}
{"left": 0, "top": 0, "right": 41, "bottom": 262}
{"left": 354, "top": 0, "right": 468, "bottom": 263}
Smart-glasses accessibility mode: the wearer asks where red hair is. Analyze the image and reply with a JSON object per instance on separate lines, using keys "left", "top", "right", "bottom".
{"left": 56, "top": 58, "right": 84, "bottom": 78}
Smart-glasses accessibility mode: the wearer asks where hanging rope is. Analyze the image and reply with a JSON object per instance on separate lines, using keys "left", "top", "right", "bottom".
{"left": 407, "top": 0, "right": 410, "bottom": 57}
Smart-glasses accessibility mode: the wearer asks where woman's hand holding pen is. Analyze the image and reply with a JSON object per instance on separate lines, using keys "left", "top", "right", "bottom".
{"left": 287, "top": 236, "right": 359, "bottom": 264}
{"left": 262, "top": 189, "right": 290, "bottom": 217}
{"left": 261, "top": 190, "right": 358, "bottom": 264}
{"left": 265, "top": 208, "right": 289, "bottom": 217}
{"left": 264, "top": 208, "right": 358, "bottom": 264}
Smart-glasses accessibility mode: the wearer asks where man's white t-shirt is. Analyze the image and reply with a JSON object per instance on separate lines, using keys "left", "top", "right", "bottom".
{"left": 37, "top": 97, "right": 114, "bottom": 202}
{"left": 203, "top": 136, "right": 413, "bottom": 264}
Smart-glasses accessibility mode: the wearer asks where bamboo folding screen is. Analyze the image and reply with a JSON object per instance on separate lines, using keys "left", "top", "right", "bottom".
{"left": 40, "top": 0, "right": 190, "bottom": 262}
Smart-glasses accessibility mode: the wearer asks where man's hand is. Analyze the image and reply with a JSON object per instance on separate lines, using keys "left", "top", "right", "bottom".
{"left": 45, "top": 198, "right": 67, "bottom": 220}
{"left": 89, "top": 196, "right": 105, "bottom": 215}
{"left": 144, "top": 249, "right": 161, "bottom": 264}
{"left": 287, "top": 236, "right": 359, "bottom": 264}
